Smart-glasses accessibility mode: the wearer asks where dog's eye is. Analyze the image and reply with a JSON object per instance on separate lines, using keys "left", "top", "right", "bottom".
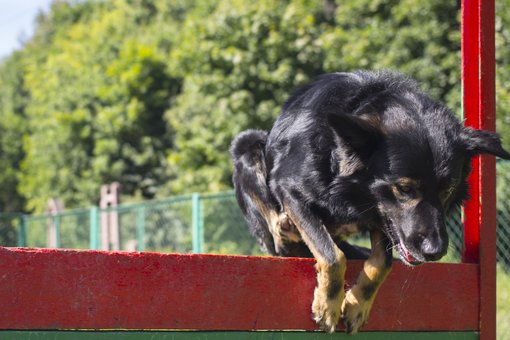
{"left": 392, "top": 177, "right": 420, "bottom": 199}
{"left": 396, "top": 183, "right": 413, "bottom": 195}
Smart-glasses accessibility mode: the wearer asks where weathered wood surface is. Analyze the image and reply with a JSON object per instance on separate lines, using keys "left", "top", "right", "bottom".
{"left": 0, "top": 247, "right": 478, "bottom": 331}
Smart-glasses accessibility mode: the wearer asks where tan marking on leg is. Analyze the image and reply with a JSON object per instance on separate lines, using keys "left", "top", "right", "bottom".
{"left": 247, "top": 193, "right": 301, "bottom": 252}
{"left": 328, "top": 223, "right": 361, "bottom": 239}
{"left": 341, "top": 229, "right": 391, "bottom": 334}
{"left": 312, "top": 257, "right": 346, "bottom": 333}
{"left": 285, "top": 207, "right": 346, "bottom": 333}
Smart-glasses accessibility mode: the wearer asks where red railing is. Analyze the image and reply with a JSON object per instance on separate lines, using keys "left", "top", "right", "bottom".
{"left": 462, "top": 0, "right": 497, "bottom": 339}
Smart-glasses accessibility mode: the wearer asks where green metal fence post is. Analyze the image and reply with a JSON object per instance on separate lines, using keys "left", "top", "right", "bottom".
{"left": 192, "top": 193, "right": 204, "bottom": 253}
{"left": 90, "top": 206, "right": 99, "bottom": 250}
{"left": 136, "top": 206, "right": 146, "bottom": 252}
{"left": 17, "top": 214, "right": 27, "bottom": 247}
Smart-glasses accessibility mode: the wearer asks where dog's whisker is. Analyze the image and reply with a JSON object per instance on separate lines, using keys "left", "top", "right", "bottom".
{"left": 357, "top": 204, "right": 376, "bottom": 215}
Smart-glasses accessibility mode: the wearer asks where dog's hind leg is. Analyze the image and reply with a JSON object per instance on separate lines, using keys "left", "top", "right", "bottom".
{"left": 341, "top": 229, "right": 392, "bottom": 334}
{"left": 231, "top": 130, "right": 300, "bottom": 255}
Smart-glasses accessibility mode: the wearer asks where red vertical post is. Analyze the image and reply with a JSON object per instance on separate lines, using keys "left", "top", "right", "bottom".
{"left": 461, "top": 0, "right": 496, "bottom": 339}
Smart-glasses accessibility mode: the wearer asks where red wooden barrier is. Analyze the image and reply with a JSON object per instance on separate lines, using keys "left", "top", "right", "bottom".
{"left": 0, "top": 247, "right": 478, "bottom": 332}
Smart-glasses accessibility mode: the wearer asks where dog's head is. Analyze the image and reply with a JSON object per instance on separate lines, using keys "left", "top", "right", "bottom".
{"left": 328, "top": 88, "right": 510, "bottom": 266}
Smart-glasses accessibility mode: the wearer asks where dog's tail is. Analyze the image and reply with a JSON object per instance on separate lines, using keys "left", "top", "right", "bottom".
{"left": 230, "top": 129, "right": 279, "bottom": 255}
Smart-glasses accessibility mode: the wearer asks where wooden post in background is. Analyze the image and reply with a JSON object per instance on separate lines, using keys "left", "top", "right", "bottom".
{"left": 46, "top": 198, "right": 64, "bottom": 248}
{"left": 100, "top": 182, "right": 121, "bottom": 251}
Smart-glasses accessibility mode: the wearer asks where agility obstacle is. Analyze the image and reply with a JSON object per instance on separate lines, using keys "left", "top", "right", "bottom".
{"left": 0, "top": 248, "right": 480, "bottom": 339}
{"left": 0, "top": 0, "right": 498, "bottom": 338}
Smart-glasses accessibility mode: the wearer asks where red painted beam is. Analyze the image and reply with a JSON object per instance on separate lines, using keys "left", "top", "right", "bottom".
{"left": 461, "top": 0, "right": 497, "bottom": 339}
{"left": 462, "top": 0, "right": 482, "bottom": 264}
{"left": 0, "top": 247, "right": 479, "bottom": 332}
{"left": 461, "top": 0, "right": 497, "bottom": 264}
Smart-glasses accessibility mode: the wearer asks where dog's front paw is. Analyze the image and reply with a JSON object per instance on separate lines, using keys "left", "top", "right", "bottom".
{"left": 312, "top": 285, "right": 344, "bottom": 333}
{"left": 341, "top": 288, "right": 373, "bottom": 335}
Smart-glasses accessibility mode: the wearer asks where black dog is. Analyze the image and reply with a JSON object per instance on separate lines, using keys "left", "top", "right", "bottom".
{"left": 230, "top": 71, "right": 510, "bottom": 334}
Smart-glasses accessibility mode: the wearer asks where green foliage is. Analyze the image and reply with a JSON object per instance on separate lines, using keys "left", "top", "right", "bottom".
{"left": 0, "top": 51, "right": 28, "bottom": 211}
{"left": 18, "top": 0, "right": 183, "bottom": 212}
{"left": 0, "top": 0, "right": 509, "bottom": 214}
{"left": 201, "top": 194, "right": 261, "bottom": 255}
{"left": 322, "top": 0, "right": 461, "bottom": 110}
{"left": 163, "top": 0, "right": 329, "bottom": 193}
{"left": 0, "top": 52, "right": 28, "bottom": 244}
{"left": 496, "top": 0, "right": 510, "bottom": 150}
{"left": 163, "top": 0, "right": 463, "bottom": 194}
{"left": 497, "top": 267, "right": 510, "bottom": 339}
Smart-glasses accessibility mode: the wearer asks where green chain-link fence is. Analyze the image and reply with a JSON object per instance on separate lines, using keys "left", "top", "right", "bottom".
{"left": 2, "top": 162, "right": 510, "bottom": 268}
{"left": 0, "top": 192, "right": 261, "bottom": 256}
{"left": 497, "top": 161, "right": 510, "bottom": 271}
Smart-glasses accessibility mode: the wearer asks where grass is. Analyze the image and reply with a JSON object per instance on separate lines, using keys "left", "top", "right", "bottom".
{"left": 497, "top": 266, "right": 510, "bottom": 340}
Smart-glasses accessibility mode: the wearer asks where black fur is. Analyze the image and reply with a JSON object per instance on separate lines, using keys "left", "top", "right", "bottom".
{"left": 231, "top": 70, "right": 510, "bottom": 264}
{"left": 230, "top": 129, "right": 277, "bottom": 255}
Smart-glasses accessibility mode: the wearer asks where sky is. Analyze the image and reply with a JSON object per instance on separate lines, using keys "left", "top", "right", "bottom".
{"left": 0, "top": 0, "right": 54, "bottom": 59}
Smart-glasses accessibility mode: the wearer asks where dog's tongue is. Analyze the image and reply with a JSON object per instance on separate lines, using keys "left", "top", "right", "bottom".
{"left": 405, "top": 249, "right": 415, "bottom": 263}
{"left": 400, "top": 242, "right": 418, "bottom": 263}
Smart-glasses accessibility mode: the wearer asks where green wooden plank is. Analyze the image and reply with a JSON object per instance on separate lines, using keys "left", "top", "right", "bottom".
{"left": 0, "top": 331, "right": 479, "bottom": 340}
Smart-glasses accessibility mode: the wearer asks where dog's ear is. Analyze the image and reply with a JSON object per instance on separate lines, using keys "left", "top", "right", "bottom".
{"left": 327, "top": 113, "right": 383, "bottom": 157}
{"left": 460, "top": 127, "right": 510, "bottom": 159}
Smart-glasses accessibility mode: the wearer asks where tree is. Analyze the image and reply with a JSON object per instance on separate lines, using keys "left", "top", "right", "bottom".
{"left": 2, "top": 0, "right": 510, "bottom": 215}
{"left": 163, "top": 0, "right": 330, "bottom": 194}
{"left": 0, "top": 52, "right": 27, "bottom": 213}
{"left": 162, "top": 0, "right": 464, "bottom": 194}
{"left": 321, "top": 0, "right": 461, "bottom": 110}
{"left": 18, "top": 0, "right": 183, "bottom": 211}
{"left": 0, "top": 52, "right": 28, "bottom": 245}
{"left": 496, "top": 0, "right": 510, "bottom": 150}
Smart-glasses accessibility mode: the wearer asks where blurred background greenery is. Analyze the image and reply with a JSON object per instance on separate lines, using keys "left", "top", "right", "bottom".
{"left": 3, "top": 0, "right": 510, "bottom": 219}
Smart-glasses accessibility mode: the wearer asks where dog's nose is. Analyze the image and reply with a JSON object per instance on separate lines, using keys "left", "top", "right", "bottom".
{"left": 419, "top": 233, "right": 448, "bottom": 261}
